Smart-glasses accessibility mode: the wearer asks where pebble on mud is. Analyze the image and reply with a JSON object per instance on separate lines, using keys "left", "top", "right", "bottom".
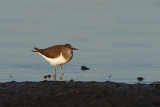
{"left": 81, "top": 66, "right": 90, "bottom": 71}
{"left": 48, "top": 74, "right": 51, "bottom": 78}
{"left": 137, "top": 77, "right": 144, "bottom": 81}
{"left": 44, "top": 75, "right": 48, "bottom": 79}
{"left": 44, "top": 74, "right": 52, "bottom": 79}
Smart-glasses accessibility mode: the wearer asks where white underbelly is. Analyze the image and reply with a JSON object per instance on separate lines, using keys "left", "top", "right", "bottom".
{"left": 38, "top": 52, "right": 67, "bottom": 66}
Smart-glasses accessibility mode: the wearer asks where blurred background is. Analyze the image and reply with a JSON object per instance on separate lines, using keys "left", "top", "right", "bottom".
{"left": 0, "top": 0, "right": 160, "bottom": 83}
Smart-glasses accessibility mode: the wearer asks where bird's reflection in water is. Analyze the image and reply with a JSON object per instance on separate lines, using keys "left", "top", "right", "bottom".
{"left": 53, "top": 74, "right": 63, "bottom": 81}
{"left": 44, "top": 74, "right": 64, "bottom": 81}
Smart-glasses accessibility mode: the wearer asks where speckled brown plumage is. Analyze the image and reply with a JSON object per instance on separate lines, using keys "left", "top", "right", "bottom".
{"left": 32, "top": 44, "right": 74, "bottom": 58}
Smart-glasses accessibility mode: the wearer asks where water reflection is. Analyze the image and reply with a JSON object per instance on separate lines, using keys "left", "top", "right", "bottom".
{"left": 53, "top": 74, "right": 63, "bottom": 81}
{"left": 44, "top": 74, "right": 64, "bottom": 81}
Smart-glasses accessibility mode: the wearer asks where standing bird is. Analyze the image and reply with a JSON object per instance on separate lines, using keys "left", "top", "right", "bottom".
{"left": 32, "top": 44, "right": 78, "bottom": 74}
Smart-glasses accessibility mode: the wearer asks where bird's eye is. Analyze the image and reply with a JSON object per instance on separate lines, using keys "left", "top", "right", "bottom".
{"left": 65, "top": 48, "right": 68, "bottom": 51}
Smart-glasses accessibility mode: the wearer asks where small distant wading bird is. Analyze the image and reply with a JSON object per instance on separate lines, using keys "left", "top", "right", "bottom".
{"left": 32, "top": 44, "right": 78, "bottom": 75}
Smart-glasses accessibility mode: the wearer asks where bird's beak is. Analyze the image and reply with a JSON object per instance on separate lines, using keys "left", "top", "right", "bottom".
{"left": 72, "top": 47, "right": 78, "bottom": 50}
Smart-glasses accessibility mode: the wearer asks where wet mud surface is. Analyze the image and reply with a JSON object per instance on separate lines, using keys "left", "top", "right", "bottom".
{"left": 0, "top": 81, "right": 160, "bottom": 107}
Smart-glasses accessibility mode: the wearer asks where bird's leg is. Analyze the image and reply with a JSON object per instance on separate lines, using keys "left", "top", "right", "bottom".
{"left": 53, "top": 74, "right": 56, "bottom": 81}
{"left": 53, "top": 66, "right": 56, "bottom": 75}
{"left": 60, "top": 73, "right": 63, "bottom": 81}
{"left": 60, "top": 65, "right": 64, "bottom": 74}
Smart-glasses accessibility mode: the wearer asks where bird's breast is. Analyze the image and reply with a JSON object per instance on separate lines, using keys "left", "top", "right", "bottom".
{"left": 62, "top": 51, "right": 73, "bottom": 62}
{"left": 38, "top": 52, "right": 68, "bottom": 66}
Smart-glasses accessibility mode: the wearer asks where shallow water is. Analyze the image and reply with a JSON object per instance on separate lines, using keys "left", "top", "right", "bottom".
{"left": 0, "top": 0, "right": 160, "bottom": 83}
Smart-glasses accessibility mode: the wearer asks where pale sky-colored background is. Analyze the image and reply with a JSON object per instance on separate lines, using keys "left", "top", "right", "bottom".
{"left": 0, "top": 0, "right": 160, "bottom": 83}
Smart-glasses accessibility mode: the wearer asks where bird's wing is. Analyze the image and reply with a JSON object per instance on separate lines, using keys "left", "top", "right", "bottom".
{"left": 39, "top": 45, "right": 62, "bottom": 58}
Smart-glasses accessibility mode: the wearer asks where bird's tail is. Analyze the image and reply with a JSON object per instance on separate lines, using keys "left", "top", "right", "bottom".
{"left": 32, "top": 47, "right": 40, "bottom": 52}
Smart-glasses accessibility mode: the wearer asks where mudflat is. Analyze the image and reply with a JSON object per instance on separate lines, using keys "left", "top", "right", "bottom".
{"left": 0, "top": 81, "right": 160, "bottom": 107}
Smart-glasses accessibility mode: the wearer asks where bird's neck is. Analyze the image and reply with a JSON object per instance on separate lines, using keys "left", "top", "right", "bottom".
{"left": 62, "top": 51, "right": 73, "bottom": 61}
